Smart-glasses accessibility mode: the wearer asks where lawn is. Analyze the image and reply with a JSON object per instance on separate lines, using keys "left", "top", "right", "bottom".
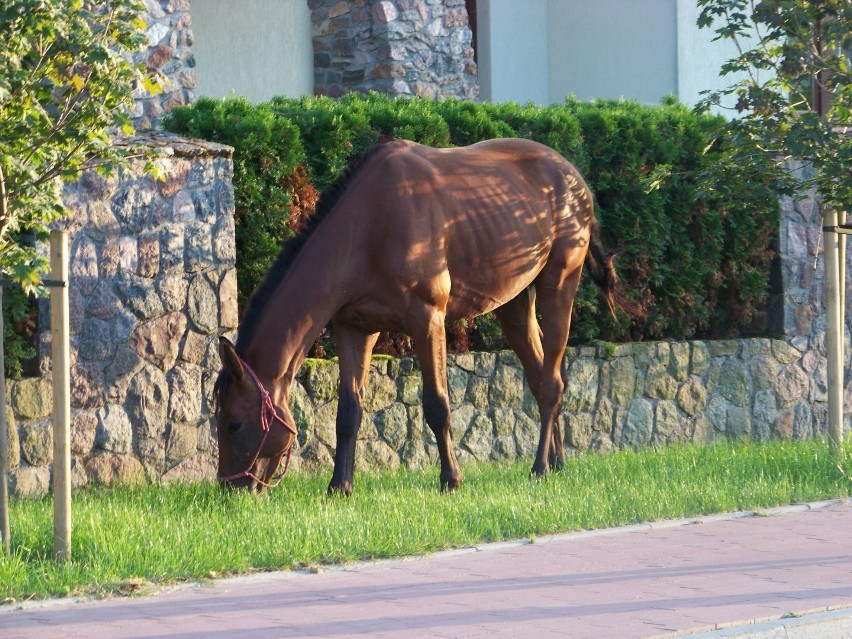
{"left": 1, "top": 440, "right": 850, "bottom": 603}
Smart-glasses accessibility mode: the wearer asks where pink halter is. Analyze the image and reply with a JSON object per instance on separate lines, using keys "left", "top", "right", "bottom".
{"left": 218, "top": 356, "right": 297, "bottom": 488}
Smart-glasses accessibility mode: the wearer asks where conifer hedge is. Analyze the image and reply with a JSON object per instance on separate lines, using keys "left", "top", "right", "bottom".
{"left": 162, "top": 93, "right": 779, "bottom": 354}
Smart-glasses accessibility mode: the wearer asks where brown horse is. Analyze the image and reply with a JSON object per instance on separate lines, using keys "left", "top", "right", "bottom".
{"left": 214, "top": 138, "right": 620, "bottom": 494}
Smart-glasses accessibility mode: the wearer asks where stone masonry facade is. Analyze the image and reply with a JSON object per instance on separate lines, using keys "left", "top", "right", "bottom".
{"left": 133, "top": 0, "right": 196, "bottom": 130}
{"left": 310, "top": 0, "right": 478, "bottom": 100}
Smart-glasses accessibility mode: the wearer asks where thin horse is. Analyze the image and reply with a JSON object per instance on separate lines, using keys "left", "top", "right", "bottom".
{"left": 214, "top": 138, "right": 619, "bottom": 494}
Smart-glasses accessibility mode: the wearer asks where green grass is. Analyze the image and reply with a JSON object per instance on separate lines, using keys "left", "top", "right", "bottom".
{"left": 2, "top": 440, "right": 850, "bottom": 603}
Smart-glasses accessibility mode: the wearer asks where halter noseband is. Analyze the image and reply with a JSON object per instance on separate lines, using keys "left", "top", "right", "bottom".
{"left": 218, "top": 356, "right": 297, "bottom": 488}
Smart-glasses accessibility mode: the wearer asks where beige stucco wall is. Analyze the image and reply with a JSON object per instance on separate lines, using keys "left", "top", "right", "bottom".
{"left": 546, "top": 0, "right": 678, "bottom": 104}
{"left": 191, "top": 0, "right": 313, "bottom": 102}
{"left": 676, "top": 0, "right": 760, "bottom": 112}
{"left": 476, "top": 0, "right": 549, "bottom": 104}
{"left": 475, "top": 0, "right": 745, "bottom": 110}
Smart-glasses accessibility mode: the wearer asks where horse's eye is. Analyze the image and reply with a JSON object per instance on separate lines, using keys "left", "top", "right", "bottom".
{"left": 227, "top": 421, "right": 242, "bottom": 435}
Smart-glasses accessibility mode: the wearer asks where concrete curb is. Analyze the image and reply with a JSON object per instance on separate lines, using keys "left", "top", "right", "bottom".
{"left": 676, "top": 605, "right": 852, "bottom": 638}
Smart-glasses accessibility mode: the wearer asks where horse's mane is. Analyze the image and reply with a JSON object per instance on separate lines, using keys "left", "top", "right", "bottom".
{"left": 234, "top": 143, "right": 386, "bottom": 355}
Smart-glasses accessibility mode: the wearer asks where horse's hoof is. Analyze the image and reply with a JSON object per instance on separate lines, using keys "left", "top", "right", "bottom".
{"left": 440, "top": 474, "right": 463, "bottom": 493}
{"left": 551, "top": 457, "right": 565, "bottom": 472}
{"left": 327, "top": 481, "right": 353, "bottom": 497}
{"left": 530, "top": 463, "right": 550, "bottom": 479}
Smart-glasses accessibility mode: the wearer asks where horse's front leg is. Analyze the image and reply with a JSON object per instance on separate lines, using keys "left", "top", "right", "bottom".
{"left": 328, "top": 322, "right": 379, "bottom": 496}
{"left": 410, "top": 304, "right": 462, "bottom": 492}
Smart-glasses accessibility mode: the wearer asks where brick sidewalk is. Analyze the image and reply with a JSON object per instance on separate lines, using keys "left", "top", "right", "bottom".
{"left": 2, "top": 501, "right": 851, "bottom": 639}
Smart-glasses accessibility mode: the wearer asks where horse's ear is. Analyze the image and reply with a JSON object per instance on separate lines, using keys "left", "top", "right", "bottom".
{"left": 218, "top": 336, "right": 244, "bottom": 381}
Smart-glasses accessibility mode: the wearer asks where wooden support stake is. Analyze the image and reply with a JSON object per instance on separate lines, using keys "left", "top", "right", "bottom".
{"left": 0, "top": 284, "right": 9, "bottom": 554}
{"left": 50, "top": 230, "right": 71, "bottom": 562}
{"left": 824, "top": 207, "right": 844, "bottom": 453}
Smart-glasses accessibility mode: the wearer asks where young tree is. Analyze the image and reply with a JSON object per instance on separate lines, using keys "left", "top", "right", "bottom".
{"left": 696, "top": 0, "right": 851, "bottom": 450}
{"left": 696, "top": 0, "right": 851, "bottom": 209}
{"left": 0, "top": 0, "right": 157, "bottom": 291}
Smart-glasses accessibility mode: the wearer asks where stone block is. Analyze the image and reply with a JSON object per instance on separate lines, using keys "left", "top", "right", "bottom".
{"left": 464, "top": 375, "right": 487, "bottom": 410}
{"left": 566, "top": 413, "right": 593, "bottom": 450}
{"left": 668, "top": 342, "right": 690, "bottom": 381}
{"left": 622, "top": 398, "right": 653, "bottom": 448}
{"left": 676, "top": 377, "right": 707, "bottom": 417}
{"left": 85, "top": 453, "right": 146, "bottom": 486}
{"left": 363, "top": 371, "right": 398, "bottom": 413}
{"left": 447, "top": 366, "right": 468, "bottom": 405}
{"left": 167, "top": 363, "right": 202, "bottom": 423}
{"left": 131, "top": 311, "right": 187, "bottom": 370}
{"left": 71, "top": 409, "right": 98, "bottom": 456}
{"left": 11, "top": 377, "right": 53, "bottom": 419}
{"left": 461, "top": 414, "right": 494, "bottom": 461}
{"left": 96, "top": 405, "right": 133, "bottom": 454}
{"left": 21, "top": 419, "right": 52, "bottom": 467}
{"left": 489, "top": 364, "right": 523, "bottom": 409}
{"left": 166, "top": 421, "right": 198, "bottom": 463}
{"left": 601, "top": 356, "right": 635, "bottom": 407}
{"left": 645, "top": 359, "right": 678, "bottom": 400}
{"left": 564, "top": 358, "right": 599, "bottom": 414}
{"left": 4, "top": 406, "right": 19, "bottom": 468}
{"left": 11, "top": 466, "right": 50, "bottom": 498}
{"left": 718, "top": 359, "right": 751, "bottom": 407}
{"left": 125, "top": 365, "right": 169, "bottom": 440}
{"left": 775, "top": 363, "right": 809, "bottom": 408}
{"left": 653, "top": 400, "right": 684, "bottom": 443}
{"left": 161, "top": 453, "right": 216, "bottom": 483}
{"left": 355, "top": 439, "right": 400, "bottom": 472}
{"left": 300, "top": 360, "right": 339, "bottom": 404}
{"left": 374, "top": 402, "right": 408, "bottom": 450}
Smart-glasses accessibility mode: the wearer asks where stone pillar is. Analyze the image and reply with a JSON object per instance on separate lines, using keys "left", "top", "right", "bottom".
{"left": 5, "top": 132, "right": 236, "bottom": 497}
{"left": 777, "top": 160, "right": 852, "bottom": 434}
{"left": 310, "top": 0, "right": 478, "bottom": 100}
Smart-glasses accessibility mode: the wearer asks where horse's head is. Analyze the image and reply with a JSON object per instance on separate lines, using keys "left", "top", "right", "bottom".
{"left": 214, "top": 336, "right": 297, "bottom": 492}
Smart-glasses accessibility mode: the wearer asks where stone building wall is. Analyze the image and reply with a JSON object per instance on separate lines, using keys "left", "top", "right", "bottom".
{"left": 310, "top": 0, "right": 478, "bottom": 100}
{"left": 133, "top": 0, "right": 197, "bottom": 130}
{"left": 4, "top": 132, "right": 236, "bottom": 497}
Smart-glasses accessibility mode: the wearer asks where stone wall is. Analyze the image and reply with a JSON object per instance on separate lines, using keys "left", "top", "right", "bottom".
{"left": 8, "top": 324, "right": 830, "bottom": 495}
{"left": 3, "top": 132, "right": 236, "bottom": 497}
{"left": 280, "top": 337, "right": 822, "bottom": 476}
{"left": 310, "top": 0, "right": 478, "bottom": 100}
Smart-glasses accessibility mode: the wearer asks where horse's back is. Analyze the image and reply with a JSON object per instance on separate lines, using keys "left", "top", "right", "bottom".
{"left": 337, "top": 138, "right": 594, "bottom": 323}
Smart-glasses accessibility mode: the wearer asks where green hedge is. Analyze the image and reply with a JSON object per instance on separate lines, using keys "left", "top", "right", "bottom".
{"left": 162, "top": 93, "right": 779, "bottom": 353}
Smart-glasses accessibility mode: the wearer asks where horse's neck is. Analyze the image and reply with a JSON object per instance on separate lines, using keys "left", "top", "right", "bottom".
{"left": 244, "top": 231, "right": 354, "bottom": 390}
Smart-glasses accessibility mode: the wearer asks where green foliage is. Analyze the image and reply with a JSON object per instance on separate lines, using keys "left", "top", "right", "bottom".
{"left": 164, "top": 96, "right": 305, "bottom": 305}
{"left": 0, "top": 0, "right": 155, "bottom": 376}
{"left": 696, "top": 0, "right": 852, "bottom": 210}
{"left": 0, "top": 0, "right": 154, "bottom": 288}
{"left": 566, "top": 98, "right": 778, "bottom": 341}
{"left": 1, "top": 286, "right": 35, "bottom": 378}
{"left": 163, "top": 93, "right": 779, "bottom": 350}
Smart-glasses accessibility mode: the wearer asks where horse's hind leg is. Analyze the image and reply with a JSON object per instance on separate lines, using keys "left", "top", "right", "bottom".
{"left": 328, "top": 322, "right": 379, "bottom": 496}
{"left": 528, "top": 264, "right": 584, "bottom": 477}
{"left": 496, "top": 285, "right": 566, "bottom": 474}
{"left": 410, "top": 304, "right": 462, "bottom": 492}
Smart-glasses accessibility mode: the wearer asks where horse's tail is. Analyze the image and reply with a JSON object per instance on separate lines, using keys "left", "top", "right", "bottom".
{"left": 584, "top": 220, "right": 642, "bottom": 320}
